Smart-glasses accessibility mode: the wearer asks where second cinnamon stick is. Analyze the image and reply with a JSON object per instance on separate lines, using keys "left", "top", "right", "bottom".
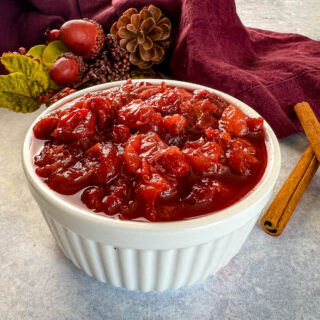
{"left": 295, "top": 102, "right": 320, "bottom": 162}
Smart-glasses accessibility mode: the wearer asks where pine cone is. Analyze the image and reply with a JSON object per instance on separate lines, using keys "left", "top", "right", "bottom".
{"left": 111, "top": 5, "right": 171, "bottom": 69}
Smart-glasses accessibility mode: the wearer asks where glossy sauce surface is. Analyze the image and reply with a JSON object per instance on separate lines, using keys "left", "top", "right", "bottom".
{"left": 32, "top": 80, "right": 267, "bottom": 221}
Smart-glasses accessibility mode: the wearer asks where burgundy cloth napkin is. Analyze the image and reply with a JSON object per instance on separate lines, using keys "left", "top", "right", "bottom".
{"left": 1, "top": 0, "right": 320, "bottom": 138}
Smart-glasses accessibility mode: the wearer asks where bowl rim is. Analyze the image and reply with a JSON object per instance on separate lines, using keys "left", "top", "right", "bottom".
{"left": 22, "top": 79, "right": 281, "bottom": 232}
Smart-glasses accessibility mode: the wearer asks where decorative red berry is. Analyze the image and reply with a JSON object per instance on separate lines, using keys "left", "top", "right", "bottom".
{"left": 59, "top": 19, "right": 105, "bottom": 59}
{"left": 18, "top": 47, "right": 27, "bottom": 55}
{"left": 38, "top": 90, "right": 57, "bottom": 104}
{"left": 50, "top": 53, "right": 88, "bottom": 86}
{"left": 50, "top": 57, "right": 78, "bottom": 85}
{"left": 46, "top": 87, "right": 77, "bottom": 106}
{"left": 46, "top": 29, "right": 60, "bottom": 43}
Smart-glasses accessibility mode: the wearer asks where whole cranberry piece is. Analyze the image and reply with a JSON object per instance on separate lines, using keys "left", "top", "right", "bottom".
{"left": 33, "top": 117, "right": 58, "bottom": 140}
{"left": 156, "top": 147, "right": 190, "bottom": 178}
{"left": 52, "top": 108, "right": 96, "bottom": 142}
{"left": 246, "top": 116, "right": 264, "bottom": 134}
{"left": 59, "top": 19, "right": 105, "bottom": 59}
{"left": 184, "top": 178, "right": 224, "bottom": 205}
{"left": 226, "top": 138, "right": 259, "bottom": 176}
{"left": 113, "top": 124, "right": 130, "bottom": 143}
{"left": 219, "top": 105, "right": 248, "bottom": 137}
{"left": 81, "top": 187, "right": 104, "bottom": 211}
{"left": 86, "top": 97, "right": 114, "bottom": 129}
{"left": 163, "top": 114, "right": 186, "bottom": 135}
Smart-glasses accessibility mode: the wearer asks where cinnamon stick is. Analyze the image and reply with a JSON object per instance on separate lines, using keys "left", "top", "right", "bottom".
{"left": 261, "top": 146, "right": 319, "bottom": 236}
{"left": 261, "top": 102, "right": 320, "bottom": 236}
{"left": 294, "top": 102, "right": 320, "bottom": 162}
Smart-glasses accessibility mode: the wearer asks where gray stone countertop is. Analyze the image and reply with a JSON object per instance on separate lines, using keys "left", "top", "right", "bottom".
{"left": 1, "top": 1, "right": 320, "bottom": 319}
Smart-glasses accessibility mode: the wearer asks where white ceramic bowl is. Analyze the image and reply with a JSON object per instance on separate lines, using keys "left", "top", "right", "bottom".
{"left": 22, "top": 79, "right": 281, "bottom": 292}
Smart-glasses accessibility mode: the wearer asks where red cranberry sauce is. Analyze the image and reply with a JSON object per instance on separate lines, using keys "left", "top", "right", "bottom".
{"left": 32, "top": 80, "right": 267, "bottom": 222}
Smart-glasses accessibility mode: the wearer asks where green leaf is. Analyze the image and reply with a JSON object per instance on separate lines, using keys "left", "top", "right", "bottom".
{"left": 0, "top": 73, "right": 41, "bottom": 112}
{"left": 42, "top": 40, "right": 68, "bottom": 69}
{"left": 0, "top": 72, "right": 44, "bottom": 98}
{"left": 49, "top": 78, "right": 63, "bottom": 90}
{"left": 0, "top": 93, "right": 41, "bottom": 113}
{"left": 27, "top": 45, "right": 46, "bottom": 63}
{"left": 1, "top": 52, "right": 50, "bottom": 92}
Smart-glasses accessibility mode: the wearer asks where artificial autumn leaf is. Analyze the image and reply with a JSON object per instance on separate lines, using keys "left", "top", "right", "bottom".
{"left": 27, "top": 45, "right": 46, "bottom": 63}
{"left": 0, "top": 72, "right": 45, "bottom": 97}
{"left": 42, "top": 40, "right": 68, "bottom": 69}
{"left": 0, "top": 73, "right": 42, "bottom": 112}
{"left": 49, "top": 78, "right": 63, "bottom": 90}
{"left": 1, "top": 53, "right": 50, "bottom": 92}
